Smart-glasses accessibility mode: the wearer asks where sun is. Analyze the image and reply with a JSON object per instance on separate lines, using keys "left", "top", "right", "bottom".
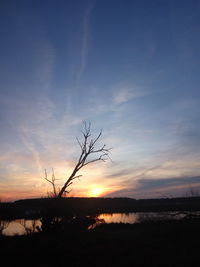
{"left": 88, "top": 187, "right": 104, "bottom": 197}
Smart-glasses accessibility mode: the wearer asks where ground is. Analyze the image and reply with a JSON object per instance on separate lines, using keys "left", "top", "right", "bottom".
{"left": 1, "top": 218, "right": 200, "bottom": 267}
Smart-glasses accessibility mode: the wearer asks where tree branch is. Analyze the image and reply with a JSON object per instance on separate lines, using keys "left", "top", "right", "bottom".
{"left": 46, "top": 122, "right": 112, "bottom": 198}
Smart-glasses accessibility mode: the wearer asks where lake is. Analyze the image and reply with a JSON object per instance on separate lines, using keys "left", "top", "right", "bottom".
{"left": 1, "top": 211, "right": 198, "bottom": 236}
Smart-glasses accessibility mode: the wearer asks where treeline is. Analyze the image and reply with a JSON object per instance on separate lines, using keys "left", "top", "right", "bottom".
{"left": 1, "top": 196, "right": 200, "bottom": 220}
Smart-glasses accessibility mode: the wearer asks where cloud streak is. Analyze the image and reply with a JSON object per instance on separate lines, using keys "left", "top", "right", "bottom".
{"left": 75, "top": 3, "right": 94, "bottom": 86}
{"left": 113, "top": 83, "right": 154, "bottom": 104}
{"left": 105, "top": 176, "right": 200, "bottom": 199}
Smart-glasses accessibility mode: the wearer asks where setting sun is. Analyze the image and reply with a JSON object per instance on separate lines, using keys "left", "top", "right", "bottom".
{"left": 88, "top": 187, "right": 104, "bottom": 197}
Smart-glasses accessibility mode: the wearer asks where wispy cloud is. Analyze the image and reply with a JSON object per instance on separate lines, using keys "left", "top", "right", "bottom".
{"left": 103, "top": 150, "right": 200, "bottom": 198}
{"left": 113, "top": 83, "right": 154, "bottom": 104}
{"left": 105, "top": 175, "right": 200, "bottom": 199}
{"left": 113, "top": 88, "right": 135, "bottom": 104}
{"left": 137, "top": 176, "right": 200, "bottom": 191}
{"left": 19, "top": 131, "right": 43, "bottom": 175}
{"left": 75, "top": 3, "right": 94, "bottom": 86}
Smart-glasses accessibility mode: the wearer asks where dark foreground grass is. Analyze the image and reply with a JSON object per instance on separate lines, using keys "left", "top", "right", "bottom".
{"left": 1, "top": 219, "right": 200, "bottom": 267}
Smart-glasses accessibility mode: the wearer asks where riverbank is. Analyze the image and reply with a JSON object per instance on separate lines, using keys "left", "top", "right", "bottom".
{"left": 1, "top": 196, "right": 200, "bottom": 219}
{"left": 1, "top": 218, "right": 200, "bottom": 267}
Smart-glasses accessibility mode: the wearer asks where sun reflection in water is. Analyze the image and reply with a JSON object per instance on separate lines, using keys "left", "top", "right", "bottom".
{"left": 98, "top": 213, "right": 139, "bottom": 224}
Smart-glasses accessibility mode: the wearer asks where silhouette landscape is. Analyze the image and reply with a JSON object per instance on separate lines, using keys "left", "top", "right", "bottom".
{"left": 1, "top": 196, "right": 200, "bottom": 266}
{"left": 1, "top": 0, "right": 200, "bottom": 266}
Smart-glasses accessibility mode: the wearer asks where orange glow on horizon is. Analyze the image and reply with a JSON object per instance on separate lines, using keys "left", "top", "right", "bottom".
{"left": 87, "top": 186, "right": 106, "bottom": 197}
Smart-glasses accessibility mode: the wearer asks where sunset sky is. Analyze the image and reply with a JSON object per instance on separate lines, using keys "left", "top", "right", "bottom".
{"left": 0, "top": 0, "right": 200, "bottom": 201}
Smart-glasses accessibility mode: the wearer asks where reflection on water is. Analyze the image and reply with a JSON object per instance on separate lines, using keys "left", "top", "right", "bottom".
{"left": 89, "top": 211, "right": 193, "bottom": 229}
{"left": 98, "top": 213, "right": 139, "bottom": 224}
{"left": 1, "top": 211, "right": 200, "bottom": 236}
{"left": 3, "top": 219, "right": 41, "bottom": 236}
{"left": 97, "top": 211, "right": 199, "bottom": 224}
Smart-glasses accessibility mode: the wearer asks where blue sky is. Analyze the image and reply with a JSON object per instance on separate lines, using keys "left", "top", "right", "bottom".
{"left": 0, "top": 0, "right": 200, "bottom": 200}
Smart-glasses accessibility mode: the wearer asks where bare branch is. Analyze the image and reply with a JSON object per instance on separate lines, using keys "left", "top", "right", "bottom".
{"left": 89, "top": 130, "right": 102, "bottom": 151}
{"left": 44, "top": 122, "right": 112, "bottom": 198}
{"left": 76, "top": 137, "right": 83, "bottom": 150}
{"left": 44, "top": 169, "right": 59, "bottom": 197}
{"left": 71, "top": 175, "right": 82, "bottom": 180}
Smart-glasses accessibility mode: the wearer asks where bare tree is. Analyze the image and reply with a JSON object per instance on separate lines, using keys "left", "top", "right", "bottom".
{"left": 45, "top": 122, "right": 111, "bottom": 198}
{"left": 44, "top": 168, "right": 59, "bottom": 198}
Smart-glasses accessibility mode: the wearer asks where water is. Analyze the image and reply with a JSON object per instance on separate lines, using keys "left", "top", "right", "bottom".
{"left": 94, "top": 211, "right": 186, "bottom": 227}
{"left": 98, "top": 213, "right": 139, "bottom": 224}
{"left": 2, "top": 219, "right": 41, "bottom": 236}
{"left": 1, "top": 211, "right": 199, "bottom": 236}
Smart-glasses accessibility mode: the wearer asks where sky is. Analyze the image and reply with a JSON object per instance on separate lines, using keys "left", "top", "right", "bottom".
{"left": 0, "top": 0, "right": 200, "bottom": 201}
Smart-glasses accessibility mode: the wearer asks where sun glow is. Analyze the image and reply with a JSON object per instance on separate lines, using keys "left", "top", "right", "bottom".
{"left": 88, "top": 187, "right": 105, "bottom": 197}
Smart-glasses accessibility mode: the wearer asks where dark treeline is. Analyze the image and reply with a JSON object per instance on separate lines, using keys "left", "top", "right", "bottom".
{"left": 1, "top": 196, "right": 200, "bottom": 220}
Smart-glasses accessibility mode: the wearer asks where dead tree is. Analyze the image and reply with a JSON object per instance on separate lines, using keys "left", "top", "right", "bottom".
{"left": 45, "top": 122, "right": 111, "bottom": 198}
{"left": 44, "top": 168, "right": 59, "bottom": 198}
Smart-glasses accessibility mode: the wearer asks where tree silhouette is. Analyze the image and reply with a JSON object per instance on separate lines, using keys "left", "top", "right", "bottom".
{"left": 44, "top": 168, "right": 59, "bottom": 197}
{"left": 45, "top": 122, "right": 111, "bottom": 198}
